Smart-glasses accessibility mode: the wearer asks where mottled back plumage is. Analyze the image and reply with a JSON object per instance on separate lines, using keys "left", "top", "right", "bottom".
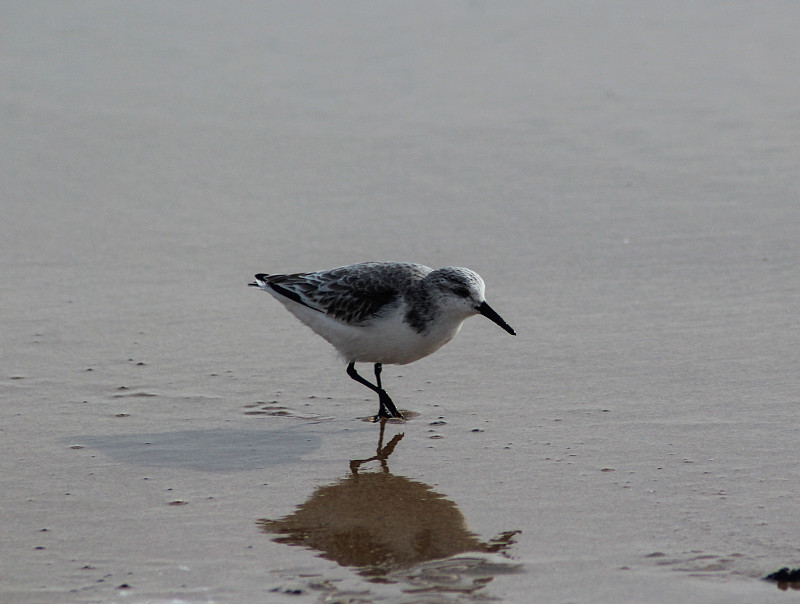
{"left": 259, "top": 263, "right": 431, "bottom": 326}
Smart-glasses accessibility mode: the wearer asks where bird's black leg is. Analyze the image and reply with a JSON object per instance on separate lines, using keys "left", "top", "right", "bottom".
{"left": 373, "top": 363, "right": 402, "bottom": 419}
{"left": 346, "top": 362, "right": 403, "bottom": 421}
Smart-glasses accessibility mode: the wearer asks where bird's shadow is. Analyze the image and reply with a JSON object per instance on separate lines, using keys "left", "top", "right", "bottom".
{"left": 68, "top": 427, "right": 321, "bottom": 472}
{"left": 259, "top": 422, "right": 521, "bottom": 595}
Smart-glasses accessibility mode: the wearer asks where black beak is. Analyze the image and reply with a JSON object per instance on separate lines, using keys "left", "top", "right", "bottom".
{"left": 477, "top": 301, "right": 516, "bottom": 335}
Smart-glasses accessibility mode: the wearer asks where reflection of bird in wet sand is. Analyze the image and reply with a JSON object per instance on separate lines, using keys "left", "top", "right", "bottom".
{"left": 249, "top": 262, "right": 515, "bottom": 421}
{"left": 258, "top": 425, "right": 518, "bottom": 580}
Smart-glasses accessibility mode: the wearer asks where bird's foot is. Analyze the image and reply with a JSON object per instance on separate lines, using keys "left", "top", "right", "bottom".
{"left": 373, "top": 390, "right": 404, "bottom": 422}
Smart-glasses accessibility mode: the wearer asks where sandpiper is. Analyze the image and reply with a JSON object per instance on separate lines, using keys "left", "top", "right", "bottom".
{"left": 249, "top": 262, "right": 515, "bottom": 421}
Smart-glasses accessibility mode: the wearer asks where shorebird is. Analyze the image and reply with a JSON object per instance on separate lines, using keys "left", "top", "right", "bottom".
{"left": 249, "top": 262, "right": 515, "bottom": 421}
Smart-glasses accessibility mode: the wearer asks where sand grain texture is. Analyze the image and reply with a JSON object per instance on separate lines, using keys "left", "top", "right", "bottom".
{"left": 2, "top": 2, "right": 800, "bottom": 602}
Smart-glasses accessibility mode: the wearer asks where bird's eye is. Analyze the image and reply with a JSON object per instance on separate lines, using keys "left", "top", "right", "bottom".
{"left": 453, "top": 286, "right": 470, "bottom": 298}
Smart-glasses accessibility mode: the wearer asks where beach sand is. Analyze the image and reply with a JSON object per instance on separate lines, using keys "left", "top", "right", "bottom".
{"left": 2, "top": 3, "right": 800, "bottom": 602}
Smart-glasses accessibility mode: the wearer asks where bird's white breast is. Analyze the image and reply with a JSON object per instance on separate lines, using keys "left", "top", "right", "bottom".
{"left": 273, "top": 292, "right": 465, "bottom": 365}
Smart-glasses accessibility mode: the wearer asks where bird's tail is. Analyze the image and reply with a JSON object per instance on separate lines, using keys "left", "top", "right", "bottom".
{"left": 248, "top": 274, "right": 271, "bottom": 288}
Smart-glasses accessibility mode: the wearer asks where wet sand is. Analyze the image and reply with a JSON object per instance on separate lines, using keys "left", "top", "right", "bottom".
{"left": 2, "top": 3, "right": 800, "bottom": 602}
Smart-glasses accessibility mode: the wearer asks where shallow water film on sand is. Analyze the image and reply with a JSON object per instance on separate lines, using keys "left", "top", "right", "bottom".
{"left": 3, "top": 2, "right": 800, "bottom": 602}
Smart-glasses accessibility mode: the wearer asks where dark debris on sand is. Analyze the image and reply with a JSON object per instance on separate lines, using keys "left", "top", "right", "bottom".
{"left": 765, "top": 567, "right": 800, "bottom": 590}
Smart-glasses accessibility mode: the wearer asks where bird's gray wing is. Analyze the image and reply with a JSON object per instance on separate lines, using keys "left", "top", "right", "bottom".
{"left": 261, "top": 267, "right": 402, "bottom": 325}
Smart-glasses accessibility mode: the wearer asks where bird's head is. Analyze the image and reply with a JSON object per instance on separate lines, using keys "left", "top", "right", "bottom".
{"left": 427, "top": 267, "right": 515, "bottom": 335}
